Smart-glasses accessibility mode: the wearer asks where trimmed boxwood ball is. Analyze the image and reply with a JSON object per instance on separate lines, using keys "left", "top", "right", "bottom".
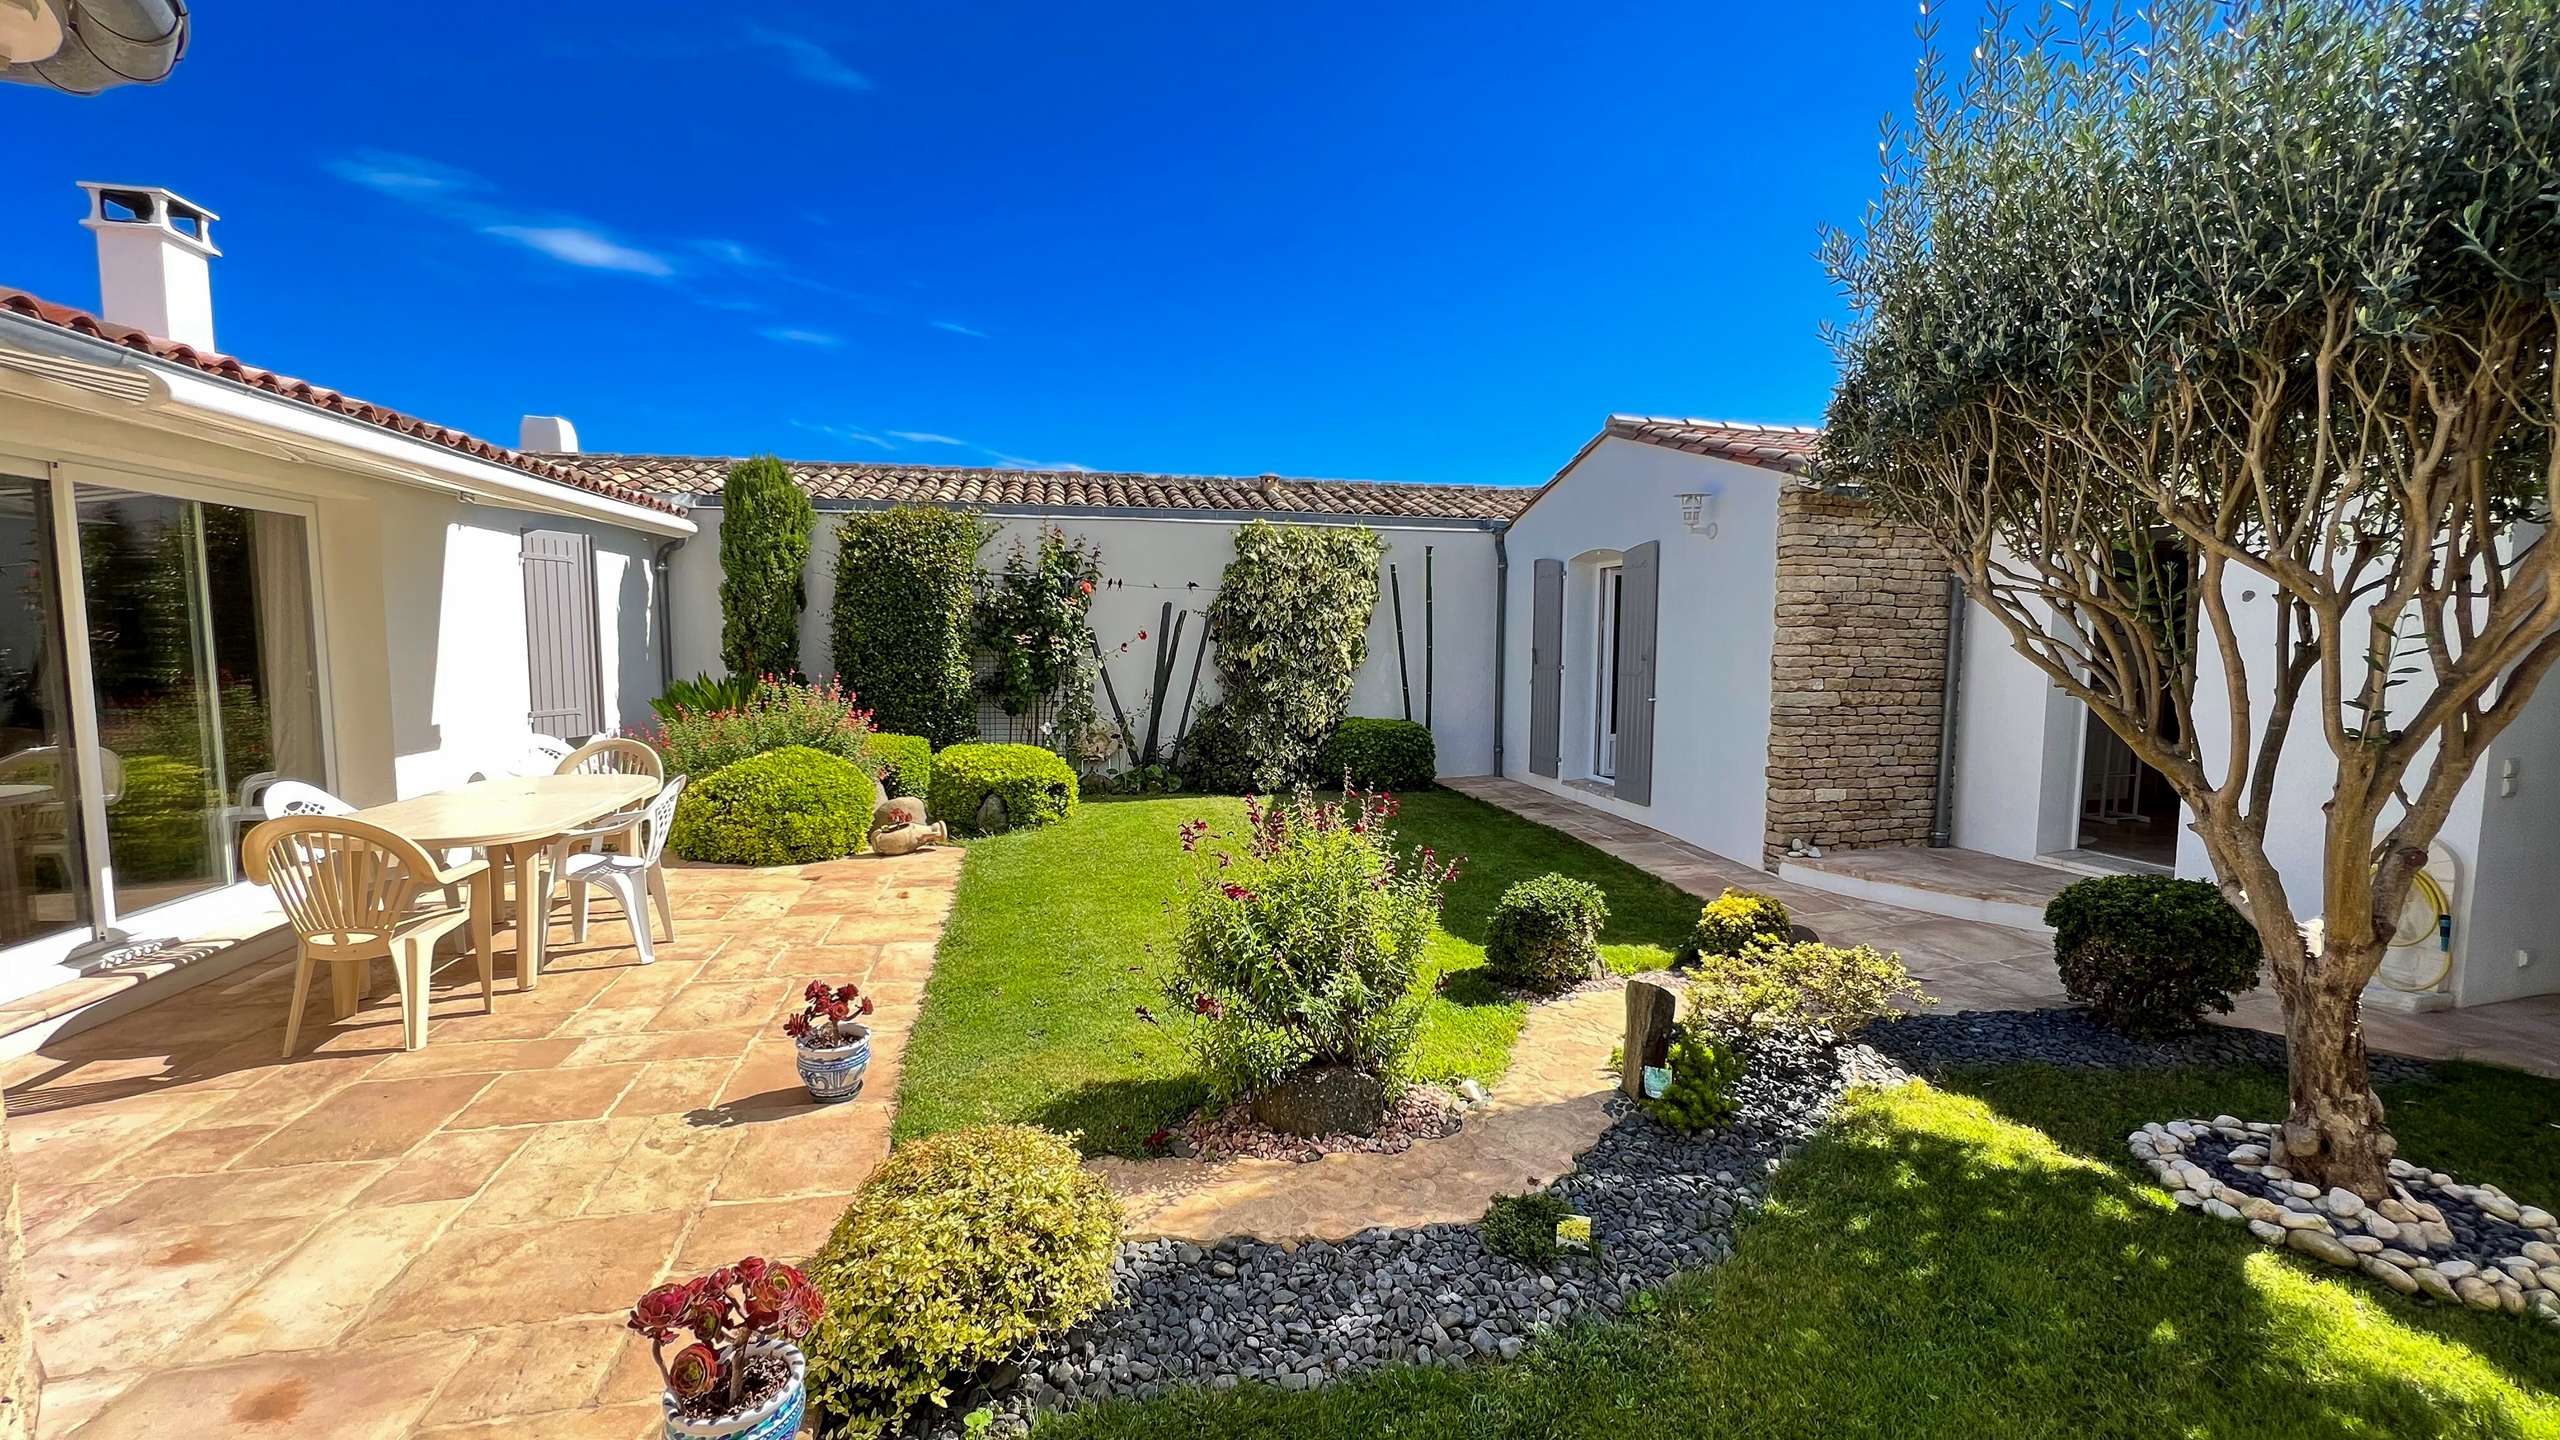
{"left": 1678, "top": 888, "right": 1792, "bottom": 966}
{"left": 1314, "top": 717, "right": 1437, "bottom": 791}
{"left": 2045, "top": 873, "right": 2262, "bottom": 1037}
{"left": 668, "top": 745, "right": 876, "bottom": 864}
{"left": 860, "top": 731, "right": 933, "bottom": 800}
{"left": 1484, "top": 872, "right": 1610, "bottom": 993}
{"left": 804, "top": 1125, "right": 1121, "bottom": 1436}
{"left": 929, "top": 742, "right": 1078, "bottom": 835}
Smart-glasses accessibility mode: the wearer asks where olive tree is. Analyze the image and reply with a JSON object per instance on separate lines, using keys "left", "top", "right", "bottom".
{"left": 1822, "top": 0, "right": 2560, "bottom": 1194}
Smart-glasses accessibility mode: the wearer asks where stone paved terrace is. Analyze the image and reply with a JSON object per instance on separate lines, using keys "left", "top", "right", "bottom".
{"left": 1444, "top": 776, "right": 2560, "bottom": 1077}
{"left": 4, "top": 850, "right": 961, "bottom": 1440}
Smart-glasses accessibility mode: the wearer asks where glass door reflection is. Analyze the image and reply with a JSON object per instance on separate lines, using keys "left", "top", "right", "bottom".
{"left": 0, "top": 473, "right": 92, "bottom": 947}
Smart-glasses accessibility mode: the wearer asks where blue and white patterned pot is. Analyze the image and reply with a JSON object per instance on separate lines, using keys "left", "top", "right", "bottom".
{"left": 662, "top": 1342, "right": 806, "bottom": 1440}
{"left": 795, "top": 1028, "right": 870, "bottom": 1103}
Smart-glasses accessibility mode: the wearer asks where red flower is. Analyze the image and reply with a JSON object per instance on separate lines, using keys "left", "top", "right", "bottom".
{"left": 1193, "top": 992, "right": 1222, "bottom": 1017}
{"left": 666, "top": 1343, "right": 720, "bottom": 1401}
{"left": 1079, "top": 580, "right": 1095, "bottom": 596}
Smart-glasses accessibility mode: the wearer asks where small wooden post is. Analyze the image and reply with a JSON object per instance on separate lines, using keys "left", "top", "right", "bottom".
{"left": 1622, "top": 974, "right": 1680, "bottom": 1100}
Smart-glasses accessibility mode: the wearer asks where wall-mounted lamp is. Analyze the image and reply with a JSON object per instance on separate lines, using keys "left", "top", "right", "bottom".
{"left": 1677, "top": 491, "right": 1718, "bottom": 539}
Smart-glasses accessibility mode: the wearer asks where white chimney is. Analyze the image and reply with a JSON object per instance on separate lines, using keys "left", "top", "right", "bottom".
{"left": 76, "top": 182, "right": 219, "bottom": 351}
{"left": 520, "top": 415, "right": 580, "bottom": 454}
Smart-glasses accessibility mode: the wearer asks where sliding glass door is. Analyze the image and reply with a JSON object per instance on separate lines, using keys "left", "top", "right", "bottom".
{"left": 0, "top": 473, "right": 92, "bottom": 949}
{"left": 0, "top": 463, "right": 327, "bottom": 970}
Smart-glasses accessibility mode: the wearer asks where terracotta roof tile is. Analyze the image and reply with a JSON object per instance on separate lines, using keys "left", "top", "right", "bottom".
{"left": 567, "top": 454, "right": 1534, "bottom": 524}
{"left": 0, "top": 288, "right": 684, "bottom": 518}
{"left": 1595, "top": 414, "right": 1822, "bottom": 477}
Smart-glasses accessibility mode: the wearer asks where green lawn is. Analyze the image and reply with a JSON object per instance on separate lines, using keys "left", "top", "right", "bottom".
{"left": 1036, "top": 1061, "right": 2560, "bottom": 1439}
{"left": 891, "top": 789, "right": 1703, "bottom": 1157}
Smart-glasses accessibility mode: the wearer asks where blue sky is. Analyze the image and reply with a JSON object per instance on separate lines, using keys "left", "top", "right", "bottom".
{"left": 3, "top": 2, "right": 1957, "bottom": 487}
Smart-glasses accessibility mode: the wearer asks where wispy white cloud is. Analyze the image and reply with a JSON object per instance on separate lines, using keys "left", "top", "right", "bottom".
{"left": 930, "top": 320, "right": 989, "bottom": 338}
{"left": 744, "top": 25, "right": 870, "bottom": 91}
{"left": 792, "top": 419, "right": 896, "bottom": 449}
{"left": 887, "top": 430, "right": 968, "bottom": 446}
{"left": 692, "top": 238, "right": 773, "bottom": 269}
{"left": 760, "top": 326, "right": 844, "bottom": 348}
{"left": 327, "top": 150, "right": 485, "bottom": 199}
{"left": 986, "top": 452, "right": 1093, "bottom": 473}
{"left": 484, "top": 225, "right": 675, "bottom": 277}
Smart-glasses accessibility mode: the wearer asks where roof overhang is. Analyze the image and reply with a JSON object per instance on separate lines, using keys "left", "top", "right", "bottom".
{"left": 0, "top": 311, "right": 694, "bottom": 537}
{"left": 672, "top": 491, "right": 1510, "bottom": 532}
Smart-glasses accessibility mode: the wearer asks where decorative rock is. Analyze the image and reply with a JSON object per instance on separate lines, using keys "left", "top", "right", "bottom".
{"left": 2497, "top": 1258, "right": 2540, "bottom": 1289}
{"left": 2477, "top": 1192, "right": 2524, "bottom": 1224}
{"left": 2340, "top": 1235, "right": 2384, "bottom": 1255}
{"left": 1251, "top": 1066, "right": 1390, "bottom": 1139}
{"left": 2323, "top": 1187, "right": 2366, "bottom": 1219}
{"left": 2276, "top": 1210, "right": 2331, "bottom": 1232}
{"left": 2242, "top": 1197, "right": 2286, "bottom": 1226}
{"left": 2521, "top": 1206, "right": 2557, "bottom": 1231}
{"left": 2455, "top": 1276, "right": 2504, "bottom": 1312}
{"left": 1620, "top": 976, "right": 1680, "bottom": 1101}
{"left": 2498, "top": 1282, "right": 2527, "bottom": 1316}
{"left": 2523, "top": 1240, "right": 2560, "bottom": 1266}
{"left": 974, "top": 791, "right": 1010, "bottom": 834}
{"left": 2377, "top": 1199, "right": 2419, "bottom": 1225}
{"left": 2202, "top": 1199, "right": 2240, "bottom": 1222}
{"left": 2541, "top": 1267, "right": 2560, "bottom": 1293}
{"left": 2362, "top": 1214, "right": 2401, "bottom": 1244}
{"left": 2376, "top": 1249, "right": 2422, "bottom": 1269}
{"left": 2246, "top": 1220, "right": 2287, "bottom": 1245}
{"left": 2418, "top": 1221, "right": 2458, "bottom": 1250}
{"left": 2414, "top": 1266, "right": 2460, "bottom": 1303}
{"left": 2287, "top": 1228, "right": 2360, "bottom": 1267}
{"left": 2435, "top": 1258, "right": 2479, "bottom": 1282}
{"left": 2362, "top": 1257, "right": 2421, "bottom": 1294}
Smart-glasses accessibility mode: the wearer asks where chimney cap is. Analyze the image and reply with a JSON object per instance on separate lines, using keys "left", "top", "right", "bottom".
{"left": 520, "top": 415, "right": 580, "bottom": 454}
{"left": 76, "top": 181, "right": 219, "bottom": 257}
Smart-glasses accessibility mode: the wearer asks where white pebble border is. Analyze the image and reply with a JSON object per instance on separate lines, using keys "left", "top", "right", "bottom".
{"left": 2133, "top": 1117, "right": 2560, "bottom": 1325}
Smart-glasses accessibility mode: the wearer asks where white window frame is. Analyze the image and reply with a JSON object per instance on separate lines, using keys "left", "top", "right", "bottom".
{"left": 1592, "top": 563, "right": 1623, "bottom": 780}
{"left": 0, "top": 445, "right": 336, "bottom": 980}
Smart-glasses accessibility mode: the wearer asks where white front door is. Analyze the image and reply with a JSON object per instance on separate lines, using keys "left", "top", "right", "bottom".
{"left": 1594, "top": 565, "right": 1623, "bottom": 778}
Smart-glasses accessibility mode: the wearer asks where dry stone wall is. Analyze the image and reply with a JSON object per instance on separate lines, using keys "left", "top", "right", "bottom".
{"left": 1763, "top": 487, "right": 1950, "bottom": 864}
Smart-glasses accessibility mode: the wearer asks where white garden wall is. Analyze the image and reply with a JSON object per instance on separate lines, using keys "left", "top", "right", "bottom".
{"left": 667, "top": 507, "right": 1504, "bottom": 777}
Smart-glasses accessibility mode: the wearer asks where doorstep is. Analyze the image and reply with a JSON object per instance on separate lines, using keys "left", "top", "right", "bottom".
{"left": 0, "top": 913, "right": 291, "bottom": 1059}
{"left": 1776, "top": 846, "right": 2071, "bottom": 934}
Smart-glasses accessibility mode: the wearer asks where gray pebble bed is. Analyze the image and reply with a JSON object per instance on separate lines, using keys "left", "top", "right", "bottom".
{"left": 1868, "top": 1006, "right": 2434, "bottom": 1085}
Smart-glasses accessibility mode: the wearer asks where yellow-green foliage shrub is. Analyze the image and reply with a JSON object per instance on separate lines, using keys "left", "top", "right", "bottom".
{"left": 1679, "top": 887, "right": 1793, "bottom": 966}
{"left": 804, "top": 1125, "right": 1122, "bottom": 1436}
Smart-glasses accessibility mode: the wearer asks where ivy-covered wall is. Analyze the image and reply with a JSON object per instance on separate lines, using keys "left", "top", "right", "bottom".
{"left": 830, "top": 506, "right": 985, "bottom": 746}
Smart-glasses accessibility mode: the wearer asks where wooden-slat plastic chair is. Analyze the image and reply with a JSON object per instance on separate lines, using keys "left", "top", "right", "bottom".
{"left": 243, "top": 814, "right": 496, "bottom": 1056}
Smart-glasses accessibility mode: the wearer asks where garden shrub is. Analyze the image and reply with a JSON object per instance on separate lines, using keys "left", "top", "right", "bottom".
{"left": 1687, "top": 938, "right": 1924, "bottom": 1040}
{"left": 928, "top": 742, "right": 1078, "bottom": 835}
{"left": 1646, "top": 1019, "right": 1748, "bottom": 1132}
{"left": 861, "top": 731, "right": 933, "bottom": 800}
{"left": 1171, "top": 701, "right": 1255, "bottom": 794}
{"left": 832, "top": 506, "right": 984, "bottom": 746}
{"left": 1313, "top": 717, "right": 1436, "bottom": 791}
{"left": 1163, "top": 788, "right": 1456, "bottom": 1100}
{"left": 2045, "top": 873, "right": 2261, "bottom": 1037}
{"left": 1678, "top": 888, "right": 1793, "bottom": 966}
{"left": 974, "top": 525, "right": 1103, "bottom": 760}
{"left": 717, "top": 456, "right": 815, "bottom": 682}
{"left": 646, "top": 676, "right": 872, "bottom": 777}
{"left": 668, "top": 746, "right": 876, "bottom": 864}
{"left": 1479, "top": 1191, "right": 1576, "bottom": 1268}
{"left": 804, "top": 1125, "right": 1120, "bottom": 1437}
{"left": 1483, "top": 873, "right": 1609, "bottom": 993}
{"left": 1097, "top": 762, "right": 1182, "bottom": 795}
{"left": 1197, "top": 520, "right": 1387, "bottom": 791}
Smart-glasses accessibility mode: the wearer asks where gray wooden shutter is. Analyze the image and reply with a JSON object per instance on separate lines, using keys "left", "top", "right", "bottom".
{"left": 1529, "top": 559, "right": 1565, "bottom": 777}
{"left": 522, "top": 529, "right": 603, "bottom": 739}
{"left": 1613, "top": 540, "right": 1660, "bottom": 804}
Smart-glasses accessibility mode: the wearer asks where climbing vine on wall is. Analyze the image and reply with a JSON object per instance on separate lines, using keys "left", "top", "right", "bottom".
{"left": 831, "top": 506, "right": 986, "bottom": 746}
{"left": 1191, "top": 520, "right": 1385, "bottom": 792}
{"left": 973, "top": 525, "right": 1103, "bottom": 756}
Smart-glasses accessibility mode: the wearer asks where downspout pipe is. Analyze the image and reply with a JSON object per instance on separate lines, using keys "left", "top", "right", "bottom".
{"left": 653, "top": 535, "right": 687, "bottom": 694}
{"left": 1929, "top": 570, "right": 1966, "bottom": 847}
{"left": 1492, "top": 527, "right": 1510, "bottom": 774}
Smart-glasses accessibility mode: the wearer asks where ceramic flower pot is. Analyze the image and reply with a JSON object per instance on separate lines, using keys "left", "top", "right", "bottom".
{"left": 794, "top": 1026, "right": 871, "bottom": 1103}
{"left": 662, "top": 1342, "right": 806, "bottom": 1440}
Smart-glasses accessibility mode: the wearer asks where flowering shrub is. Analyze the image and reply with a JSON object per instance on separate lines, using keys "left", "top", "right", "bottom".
{"left": 645, "top": 676, "right": 873, "bottom": 777}
{"left": 974, "top": 525, "right": 1103, "bottom": 752}
{"left": 784, "top": 980, "right": 874, "bottom": 1048}
{"left": 628, "top": 1256, "right": 824, "bottom": 1413}
{"left": 1161, "top": 786, "right": 1458, "bottom": 1100}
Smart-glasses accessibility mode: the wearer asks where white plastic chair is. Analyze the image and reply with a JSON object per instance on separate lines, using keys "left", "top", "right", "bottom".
{"left": 263, "top": 781, "right": 467, "bottom": 905}
{"left": 555, "top": 774, "right": 685, "bottom": 965}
